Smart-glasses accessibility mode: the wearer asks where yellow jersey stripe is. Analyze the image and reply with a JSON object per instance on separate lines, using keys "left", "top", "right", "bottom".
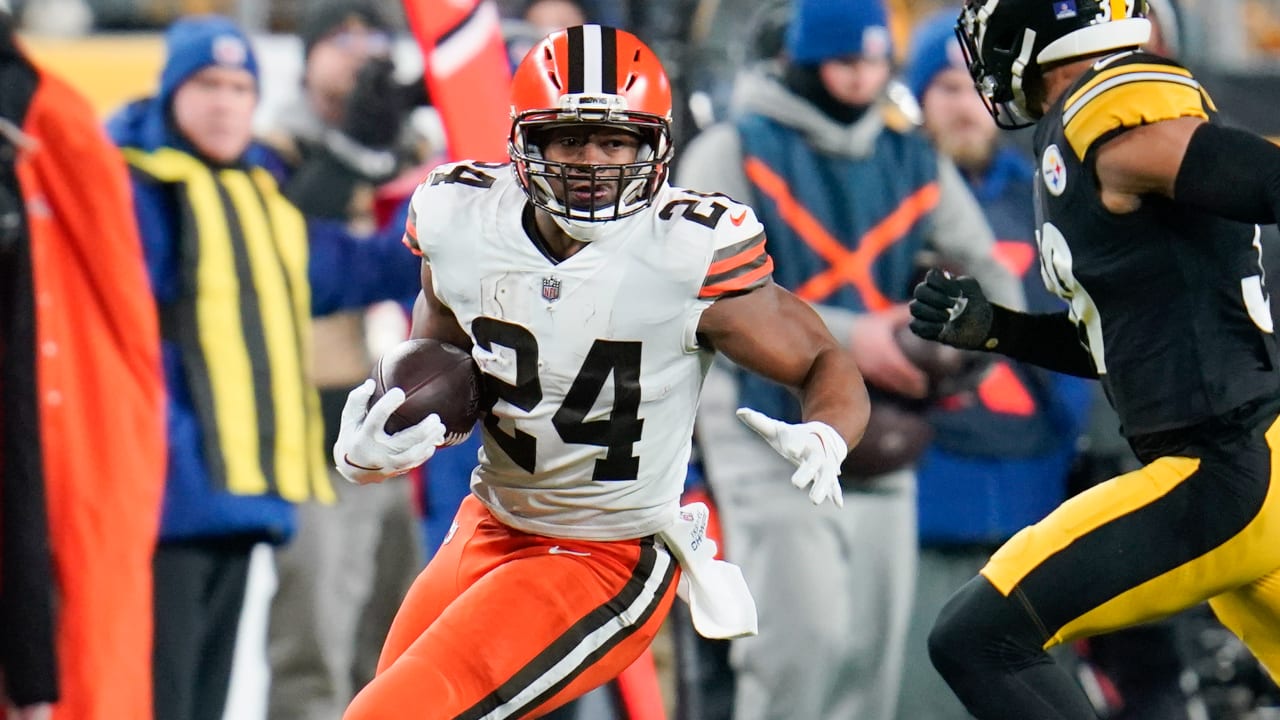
{"left": 1064, "top": 77, "right": 1208, "bottom": 159}
{"left": 1199, "top": 87, "right": 1219, "bottom": 114}
{"left": 1064, "top": 62, "right": 1194, "bottom": 113}
{"left": 981, "top": 455, "right": 1201, "bottom": 597}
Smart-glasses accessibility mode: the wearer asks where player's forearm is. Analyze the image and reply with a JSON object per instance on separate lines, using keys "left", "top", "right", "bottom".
{"left": 799, "top": 345, "right": 871, "bottom": 449}
{"left": 985, "top": 306, "right": 1099, "bottom": 378}
{"left": 1175, "top": 123, "right": 1280, "bottom": 225}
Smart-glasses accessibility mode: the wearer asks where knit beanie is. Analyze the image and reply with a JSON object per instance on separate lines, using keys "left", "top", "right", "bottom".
{"left": 785, "top": 0, "right": 893, "bottom": 66}
{"left": 299, "top": 0, "right": 391, "bottom": 58}
{"left": 158, "top": 15, "right": 258, "bottom": 111}
{"left": 905, "top": 9, "right": 967, "bottom": 101}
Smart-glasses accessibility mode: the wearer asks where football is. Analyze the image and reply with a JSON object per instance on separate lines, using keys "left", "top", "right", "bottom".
{"left": 841, "top": 327, "right": 993, "bottom": 479}
{"left": 368, "top": 338, "right": 483, "bottom": 443}
{"left": 841, "top": 394, "right": 934, "bottom": 479}
{"left": 894, "top": 324, "right": 991, "bottom": 400}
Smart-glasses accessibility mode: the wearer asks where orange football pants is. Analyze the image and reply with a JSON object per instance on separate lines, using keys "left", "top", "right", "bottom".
{"left": 343, "top": 494, "right": 680, "bottom": 720}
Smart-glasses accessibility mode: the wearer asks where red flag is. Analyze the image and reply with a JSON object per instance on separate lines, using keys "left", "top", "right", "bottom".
{"left": 403, "top": 0, "right": 511, "bottom": 162}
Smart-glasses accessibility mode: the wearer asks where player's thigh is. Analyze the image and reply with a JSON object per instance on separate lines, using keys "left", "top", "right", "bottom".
{"left": 980, "top": 418, "right": 1280, "bottom": 648}
{"left": 349, "top": 534, "right": 678, "bottom": 720}
{"left": 376, "top": 495, "right": 488, "bottom": 672}
{"left": 1210, "top": 567, "right": 1280, "bottom": 682}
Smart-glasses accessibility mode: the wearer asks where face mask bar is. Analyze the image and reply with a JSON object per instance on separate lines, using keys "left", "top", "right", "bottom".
{"left": 523, "top": 157, "right": 656, "bottom": 222}
{"left": 956, "top": 7, "right": 1038, "bottom": 129}
{"left": 510, "top": 111, "right": 674, "bottom": 223}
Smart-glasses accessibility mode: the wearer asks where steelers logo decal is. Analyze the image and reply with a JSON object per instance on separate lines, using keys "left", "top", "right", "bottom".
{"left": 1042, "top": 144, "right": 1068, "bottom": 197}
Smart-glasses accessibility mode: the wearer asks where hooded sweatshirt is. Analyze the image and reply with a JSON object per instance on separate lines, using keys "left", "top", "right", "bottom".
{"left": 679, "top": 64, "right": 1023, "bottom": 425}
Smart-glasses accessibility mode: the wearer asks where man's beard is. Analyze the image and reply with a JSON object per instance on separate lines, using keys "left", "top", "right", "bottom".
{"left": 936, "top": 131, "right": 995, "bottom": 174}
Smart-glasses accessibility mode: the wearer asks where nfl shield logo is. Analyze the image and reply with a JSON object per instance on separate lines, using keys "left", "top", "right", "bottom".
{"left": 541, "top": 276, "right": 561, "bottom": 302}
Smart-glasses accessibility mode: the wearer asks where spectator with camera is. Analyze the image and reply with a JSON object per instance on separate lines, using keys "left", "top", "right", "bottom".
{"left": 258, "top": 3, "right": 429, "bottom": 719}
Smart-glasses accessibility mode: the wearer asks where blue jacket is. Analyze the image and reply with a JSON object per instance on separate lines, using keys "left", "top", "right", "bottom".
{"left": 107, "top": 97, "right": 420, "bottom": 543}
{"left": 917, "top": 147, "right": 1093, "bottom": 546}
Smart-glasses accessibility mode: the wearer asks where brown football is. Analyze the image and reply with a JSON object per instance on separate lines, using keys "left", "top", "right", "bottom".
{"left": 840, "top": 396, "right": 934, "bottom": 479}
{"left": 894, "top": 324, "right": 991, "bottom": 400}
{"left": 840, "top": 326, "right": 994, "bottom": 479}
{"left": 368, "top": 339, "right": 483, "bottom": 443}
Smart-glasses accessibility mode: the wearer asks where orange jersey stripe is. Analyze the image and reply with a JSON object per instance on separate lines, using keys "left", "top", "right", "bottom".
{"left": 401, "top": 233, "right": 423, "bottom": 257}
{"left": 699, "top": 256, "right": 774, "bottom": 299}
{"left": 401, "top": 202, "right": 422, "bottom": 254}
{"left": 404, "top": 204, "right": 419, "bottom": 241}
{"left": 706, "top": 235, "right": 767, "bottom": 277}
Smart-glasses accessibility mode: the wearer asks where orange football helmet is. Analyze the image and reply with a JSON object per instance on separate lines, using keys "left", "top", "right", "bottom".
{"left": 509, "top": 24, "right": 674, "bottom": 226}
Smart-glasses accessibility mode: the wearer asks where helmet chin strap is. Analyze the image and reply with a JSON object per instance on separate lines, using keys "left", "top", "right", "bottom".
{"left": 551, "top": 205, "right": 645, "bottom": 243}
{"left": 1009, "top": 27, "right": 1039, "bottom": 123}
{"left": 552, "top": 212, "right": 614, "bottom": 243}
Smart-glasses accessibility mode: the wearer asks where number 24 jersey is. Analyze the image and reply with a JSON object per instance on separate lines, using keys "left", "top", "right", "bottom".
{"left": 406, "top": 162, "right": 772, "bottom": 540}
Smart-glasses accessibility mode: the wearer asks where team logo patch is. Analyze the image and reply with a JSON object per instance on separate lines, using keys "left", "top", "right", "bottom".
{"left": 1053, "top": 0, "right": 1078, "bottom": 19}
{"left": 1042, "top": 144, "right": 1068, "bottom": 196}
{"left": 862, "top": 26, "right": 892, "bottom": 61}
{"left": 212, "top": 35, "right": 248, "bottom": 68}
{"left": 541, "top": 276, "right": 562, "bottom": 302}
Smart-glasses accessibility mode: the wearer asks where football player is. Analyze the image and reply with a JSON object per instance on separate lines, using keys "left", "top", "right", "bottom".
{"left": 332, "top": 25, "right": 870, "bottom": 720}
{"left": 907, "top": 1, "right": 1280, "bottom": 718}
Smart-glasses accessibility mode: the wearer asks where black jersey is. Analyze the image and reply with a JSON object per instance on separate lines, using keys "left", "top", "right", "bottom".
{"left": 1032, "top": 51, "right": 1280, "bottom": 438}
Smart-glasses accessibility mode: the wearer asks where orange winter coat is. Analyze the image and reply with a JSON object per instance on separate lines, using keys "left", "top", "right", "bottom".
{"left": 3, "top": 64, "right": 164, "bottom": 720}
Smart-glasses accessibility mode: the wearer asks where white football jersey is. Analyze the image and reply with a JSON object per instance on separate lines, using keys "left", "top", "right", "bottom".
{"left": 407, "top": 161, "right": 771, "bottom": 540}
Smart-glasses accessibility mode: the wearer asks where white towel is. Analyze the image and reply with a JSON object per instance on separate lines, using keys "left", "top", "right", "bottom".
{"left": 658, "top": 502, "right": 758, "bottom": 640}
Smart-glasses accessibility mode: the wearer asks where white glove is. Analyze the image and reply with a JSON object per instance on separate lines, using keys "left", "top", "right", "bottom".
{"left": 736, "top": 408, "right": 847, "bottom": 508}
{"left": 333, "top": 379, "right": 447, "bottom": 485}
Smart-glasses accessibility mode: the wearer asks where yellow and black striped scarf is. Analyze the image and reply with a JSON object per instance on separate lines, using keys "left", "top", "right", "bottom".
{"left": 125, "top": 147, "right": 332, "bottom": 503}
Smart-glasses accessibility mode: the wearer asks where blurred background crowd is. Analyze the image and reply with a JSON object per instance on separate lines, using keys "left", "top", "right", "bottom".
{"left": 12, "top": 0, "right": 1280, "bottom": 132}
{"left": 4, "top": 1, "right": 1280, "bottom": 720}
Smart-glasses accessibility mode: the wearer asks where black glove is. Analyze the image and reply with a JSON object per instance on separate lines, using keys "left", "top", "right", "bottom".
{"left": 341, "top": 56, "right": 404, "bottom": 150}
{"left": 908, "top": 268, "right": 995, "bottom": 350}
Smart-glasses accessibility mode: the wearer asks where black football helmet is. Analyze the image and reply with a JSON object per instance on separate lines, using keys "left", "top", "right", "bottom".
{"left": 956, "top": 0, "right": 1152, "bottom": 128}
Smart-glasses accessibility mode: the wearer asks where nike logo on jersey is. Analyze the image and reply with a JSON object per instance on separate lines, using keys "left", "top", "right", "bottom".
{"left": 1094, "top": 50, "right": 1136, "bottom": 70}
{"left": 548, "top": 546, "right": 592, "bottom": 557}
{"left": 729, "top": 210, "right": 748, "bottom": 226}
